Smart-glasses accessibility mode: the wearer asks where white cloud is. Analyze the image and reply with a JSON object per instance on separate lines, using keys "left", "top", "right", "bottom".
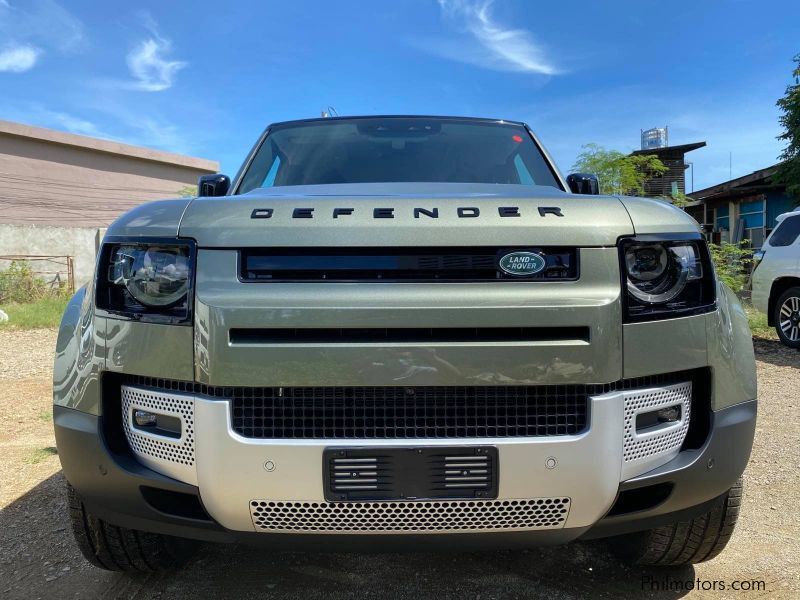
{"left": 426, "top": 0, "right": 558, "bottom": 75}
{"left": 25, "top": 0, "right": 85, "bottom": 52}
{"left": 47, "top": 111, "right": 106, "bottom": 137}
{"left": 0, "top": 44, "right": 40, "bottom": 72}
{"left": 0, "top": 1, "right": 85, "bottom": 73}
{"left": 124, "top": 17, "right": 187, "bottom": 92}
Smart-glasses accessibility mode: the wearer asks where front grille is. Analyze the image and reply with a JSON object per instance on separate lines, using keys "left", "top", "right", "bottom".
{"left": 118, "top": 369, "right": 710, "bottom": 442}
{"left": 240, "top": 246, "right": 578, "bottom": 282}
{"left": 250, "top": 497, "right": 571, "bottom": 533}
{"left": 230, "top": 386, "right": 594, "bottom": 439}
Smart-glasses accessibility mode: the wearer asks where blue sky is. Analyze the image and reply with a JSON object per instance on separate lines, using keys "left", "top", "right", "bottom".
{"left": 0, "top": 0, "right": 797, "bottom": 191}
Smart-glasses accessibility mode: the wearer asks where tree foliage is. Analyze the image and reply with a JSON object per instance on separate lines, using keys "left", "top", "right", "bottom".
{"left": 708, "top": 241, "right": 751, "bottom": 294}
{"left": 572, "top": 144, "right": 668, "bottom": 197}
{"left": 178, "top": 185, "right": 198, "bottom": 198}
{"left": 0, "top": 261, "right": 69, "bottom": 304}
{"left": 774, "top": 54, "right": 800, "bottom": 197}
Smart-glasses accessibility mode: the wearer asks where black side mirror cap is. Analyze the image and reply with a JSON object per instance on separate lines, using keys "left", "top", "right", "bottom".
{"left": 198, "top": 174, "right": 231, "bottom": 197}
{"left": 567, "top": 173, "right": 600, "bottom": 195}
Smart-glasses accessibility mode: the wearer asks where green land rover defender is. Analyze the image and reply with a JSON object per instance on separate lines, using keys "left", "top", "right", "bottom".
{"left": 53, "top": 116, "right": 756, "bottom": 571}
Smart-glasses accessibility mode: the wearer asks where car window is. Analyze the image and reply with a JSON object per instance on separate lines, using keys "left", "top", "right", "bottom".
{"left": 768, "top": 214, "right": 800, "bottom": 247}
{"left": 513, "top": 154, "right": 535, "bottom": 185}
{"left": 262, "top": 156, "right": 281, "bottom": 187}
{"left": 237, "top": 117, "right": 561, "bottom": 194}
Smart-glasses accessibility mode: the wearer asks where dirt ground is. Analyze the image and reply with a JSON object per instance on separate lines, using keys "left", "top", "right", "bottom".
{"left": 0, "top": 329, "right": 798, "bottom": 600}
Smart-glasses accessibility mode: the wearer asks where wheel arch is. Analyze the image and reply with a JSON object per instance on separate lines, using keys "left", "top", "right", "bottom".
{"left": 768, "top": 277, "right": 800, "bottom": 326}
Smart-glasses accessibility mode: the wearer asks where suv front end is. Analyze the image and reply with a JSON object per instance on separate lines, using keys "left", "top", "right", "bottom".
{"left": 53, "top": 116, "right": 757, "bottom": 571}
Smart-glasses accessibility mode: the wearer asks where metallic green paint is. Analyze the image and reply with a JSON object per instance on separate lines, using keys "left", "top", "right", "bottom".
{"left": 53, "top": 284, "right": 104, "bottom": 415}
{"left": 616, "top": 196, "right": 703, "bottom": 236}
{"left": 623, "top": 315, "right": 708, "bottom": 379}
{"left": 706, "top": 283, "right": 758, "bottom": 410}
{"left": 179, "top": 194, "right": 635, "bottom": 248}
{"left": 105, "top": 320, "right": 194, "bottom": 381}
{"left": 105, "top": 198, "right": 193, "bottom": 238}
{"left": 193, "top": 248, "right": 623, "bottom": 386}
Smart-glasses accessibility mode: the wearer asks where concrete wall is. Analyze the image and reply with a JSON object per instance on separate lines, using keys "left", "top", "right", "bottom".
{"left": 0, "top": 119, "right": 218, "bottom": 227}
{"left": 0, "top": 224, "right": 103, "bottom": 290}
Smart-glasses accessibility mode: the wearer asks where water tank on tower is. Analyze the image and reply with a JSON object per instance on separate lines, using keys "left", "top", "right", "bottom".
{"left": 641, "top": 127, "right": 669, "bottom": 150}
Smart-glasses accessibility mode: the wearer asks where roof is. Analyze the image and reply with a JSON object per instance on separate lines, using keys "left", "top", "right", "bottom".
{"left": 268, "top": 115, "right": 528, "bottom": 128}
{"left": 0, "top": 119, "right": 218, "bottom": 172}
{"left": 631, "top": 141, "right": 707, "bottom": 156}
{"left": 691, "top": 164, "right": 781, "bottom": 201}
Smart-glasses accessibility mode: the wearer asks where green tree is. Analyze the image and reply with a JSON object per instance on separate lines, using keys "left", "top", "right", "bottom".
{"left": 572, "top": 144, "right": 668, "bottom": 196}
{"left": 774, "top": 54, "right": 800, "bottom": 197}
{"left": 178, "top": 185, "right": 198, "bottom": 198}
{"left": 708, "top": 241, "right": 751, "bottom": 294}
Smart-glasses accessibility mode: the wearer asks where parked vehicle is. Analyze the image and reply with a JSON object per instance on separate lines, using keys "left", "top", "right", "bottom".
{"left": 752, "top": 209, "right": 800, "bottom": 347}
{"left": 54, "top": 116, "right": 757, "bottom": 572}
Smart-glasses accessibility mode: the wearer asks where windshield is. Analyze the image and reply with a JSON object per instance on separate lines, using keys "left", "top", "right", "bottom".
{"left": 236, "top": 117, "right": 561, "bottom": 193}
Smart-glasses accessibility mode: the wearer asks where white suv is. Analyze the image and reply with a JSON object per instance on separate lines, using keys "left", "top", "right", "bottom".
{"left": 752, "top": 209, "right": 800, "bottom": 347}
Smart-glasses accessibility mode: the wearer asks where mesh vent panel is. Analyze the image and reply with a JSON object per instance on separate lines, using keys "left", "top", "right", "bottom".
{"left": 250, "top": 498, "right": 571, "bottom": 533}
{"left": 121, "top": 386, "right": 195, "bottom": 467}
{"left": 621, "top": 382, "right": 691, "bottom": 480}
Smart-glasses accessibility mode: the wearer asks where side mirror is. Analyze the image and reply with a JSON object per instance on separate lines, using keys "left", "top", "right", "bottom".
{"left": 198, "top": 174, "right": 231, "bottom": 197}
{"left": 567, "top": 173, "right": 600, "bottom": 195}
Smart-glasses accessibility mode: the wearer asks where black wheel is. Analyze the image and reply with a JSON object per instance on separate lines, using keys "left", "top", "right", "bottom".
{"left": 775, "top": 286, "right": 800, "bottom": 348}
{"left": 67, "top": 483, "right": 199, "bottom": 572}
{"left": 607, "top": 478, "right": 742, "bottom": 566}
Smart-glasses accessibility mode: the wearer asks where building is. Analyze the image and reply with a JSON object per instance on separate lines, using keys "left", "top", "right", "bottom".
{"left": 685, "top": 164, "right": 798, "bottom": 249}
{"left": 631, "top": 141, "right": 706, "bottom": 199}
{"left": 0, "top": 119, "right": 219, "bottom": 287}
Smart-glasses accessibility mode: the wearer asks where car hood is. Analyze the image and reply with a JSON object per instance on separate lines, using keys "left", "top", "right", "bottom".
{"left": 178, "top": 183, "right": 638, "bottom": 247}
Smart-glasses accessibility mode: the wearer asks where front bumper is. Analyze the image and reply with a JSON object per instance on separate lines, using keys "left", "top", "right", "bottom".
{"left": 55, "top": 390, "right": 756, "bottom": 550}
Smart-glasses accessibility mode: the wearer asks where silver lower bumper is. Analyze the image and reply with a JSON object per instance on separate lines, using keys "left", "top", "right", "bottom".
{"left": 120, "top": 382, "right": 692, "bottom": 534}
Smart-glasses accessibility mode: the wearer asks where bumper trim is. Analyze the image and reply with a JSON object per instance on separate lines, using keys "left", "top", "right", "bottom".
{"left": 582, "top": 399, "right": 756, "bottom": 540}
{"left": 54, "top": 397, "right": 755, "bottom": 549}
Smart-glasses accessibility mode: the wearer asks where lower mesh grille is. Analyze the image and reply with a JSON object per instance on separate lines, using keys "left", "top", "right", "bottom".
{"left": 231, "top": 386, "right": 593, "bottom": 439}
{"left": 250, "top": 498, "right": 571, "bottom": 533}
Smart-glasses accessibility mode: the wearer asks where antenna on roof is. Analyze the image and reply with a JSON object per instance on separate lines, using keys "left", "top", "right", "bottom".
{"left": 320, "top": 106, "right": 339, "bottom": 118}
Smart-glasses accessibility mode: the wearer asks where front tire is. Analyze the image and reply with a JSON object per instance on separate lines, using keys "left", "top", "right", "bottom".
{"left": 774, "top": 287, "right": 800, "bottom": 348}
{"left": 67, "top": 483, "right": 199, "bottom": 572}
{"left": 608, "top": 478, "right": 742, "bottom": 566}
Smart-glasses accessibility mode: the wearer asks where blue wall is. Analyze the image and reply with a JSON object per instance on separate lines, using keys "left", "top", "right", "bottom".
{"left": 766, "top": 191, "right": 797, "bottom": 229}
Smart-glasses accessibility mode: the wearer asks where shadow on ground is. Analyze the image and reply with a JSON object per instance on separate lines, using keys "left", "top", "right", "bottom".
{"left": 753, "top": 338, "right": 800, "bottom": 368}
{"left": 0, "top": 473, "right": 697, "bottom": 600}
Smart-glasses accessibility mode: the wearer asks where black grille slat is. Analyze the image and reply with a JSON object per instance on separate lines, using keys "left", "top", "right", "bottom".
{"left": 119, "top": 369, "right": 710, "bottom": 441}
{"left": 230, "top": 386, "right": 593, "bottom": 439}
{"left": 239, "top": 246, "right": 578, "bottom": 282}
{"left": 229, "top": 326, "right": 590, "bottom": 344}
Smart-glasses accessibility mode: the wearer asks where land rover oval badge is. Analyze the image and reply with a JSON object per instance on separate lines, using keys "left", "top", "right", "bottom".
{"left": 498, "top": 251, "right": 546, "bottom": 276}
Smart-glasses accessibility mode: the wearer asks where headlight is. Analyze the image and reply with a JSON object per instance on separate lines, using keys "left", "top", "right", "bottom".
{"left": 97, "top": 238, "right": 195, "bottom": 324}
{"left": 621, "top": 237, "right": 715, "bottom": 322}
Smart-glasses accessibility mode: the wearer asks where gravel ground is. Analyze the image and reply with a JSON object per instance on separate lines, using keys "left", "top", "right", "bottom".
{"left": 0, "top": 330, "right": 797, "bottom": 599}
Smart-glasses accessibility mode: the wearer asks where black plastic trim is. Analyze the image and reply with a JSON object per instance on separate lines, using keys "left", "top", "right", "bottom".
{"left": 229, "top": 326, "right": 590, "bottom": 345}
{"left": 238, "top": 246, "right": 580, "bottom": 284}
